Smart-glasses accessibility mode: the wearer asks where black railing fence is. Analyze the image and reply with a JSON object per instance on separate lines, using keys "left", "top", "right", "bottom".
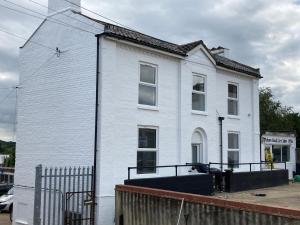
{"left": 208, "top": 161, "right": 287, "bottom": 173}
{"left": 128, "top": 161, "right": 288, "bottom": 180}
{"left": 128, "top": 164, "right": 201, "bottom": 180}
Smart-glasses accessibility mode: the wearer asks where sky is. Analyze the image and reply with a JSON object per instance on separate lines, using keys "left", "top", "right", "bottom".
{"left": 0, "top": 0, "right": 299, "bottom": 141}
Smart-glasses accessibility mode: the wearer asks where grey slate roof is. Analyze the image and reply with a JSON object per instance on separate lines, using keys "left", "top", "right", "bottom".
{"left": 103, "top": 23, "right": 186, "bottom": 56}
{"left": 212, "top": 54, "right": 261, "bottom": 78}
{"left": 76, "top": 12, "right": 261, "bottom": 78}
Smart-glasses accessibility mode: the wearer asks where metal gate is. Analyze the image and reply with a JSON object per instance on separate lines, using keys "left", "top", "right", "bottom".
{"left": 33, "top": 165, "right": 95, "bottom": 225}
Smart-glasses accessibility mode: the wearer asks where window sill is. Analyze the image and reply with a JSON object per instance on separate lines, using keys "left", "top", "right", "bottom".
{"left": 134, "top": 173, "right": 160, "bottom": 178}
{"left": 227, "top": 115, "right": 240, "bottom": 120}
{"left": 191, "top": 110, "right": 208, "bottom": 116}
{"left": 138, "top": 104, "right": 159, "bottom": 111}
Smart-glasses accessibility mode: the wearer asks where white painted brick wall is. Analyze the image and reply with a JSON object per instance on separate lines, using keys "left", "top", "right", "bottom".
{"left": 15, "top": 11, "right": 103, "bottom": 225}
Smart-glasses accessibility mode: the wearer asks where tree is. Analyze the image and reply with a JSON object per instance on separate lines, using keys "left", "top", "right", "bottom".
{"left": 260, "top": 87, "right": 300, "bottom": 146}
{"left": 0, "top": 140, "right": 15, "bottom": 167}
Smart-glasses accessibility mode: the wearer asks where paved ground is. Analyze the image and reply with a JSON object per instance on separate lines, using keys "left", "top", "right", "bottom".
{"left": 0, "top": 213, "right": 10, "bottom": 225}
{"left": 216, "top": 182, "right": 300, "bottom": 210}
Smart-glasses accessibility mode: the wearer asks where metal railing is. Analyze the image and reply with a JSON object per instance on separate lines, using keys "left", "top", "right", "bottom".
{"left": 33, "top": 165, "right": 95, "bottom": 225}
{"left": 0, "top": 167, "right": 14, "bottom": 187}
{"left": 208, "top": 161, "right": 287, "bottom": 173}
{"left": 128, "top": 161, "right": 288, "bottom": 180}
{"left": 128, "top": 163, "right": 204, "bottom": 180}
{"left": 0, "top": 167, "right": 15, "bottom": 174}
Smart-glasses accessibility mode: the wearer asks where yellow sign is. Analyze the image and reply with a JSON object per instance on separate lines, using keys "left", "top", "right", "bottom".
{"left": 264, "top": 146, "right": 273, "bottom": 169}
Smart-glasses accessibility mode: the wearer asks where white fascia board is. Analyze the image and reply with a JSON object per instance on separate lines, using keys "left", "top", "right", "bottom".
{"left": 186, "top": 44, "right": 216, "bottom": 66}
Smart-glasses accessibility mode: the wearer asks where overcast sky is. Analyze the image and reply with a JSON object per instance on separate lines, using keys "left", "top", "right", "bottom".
{"left": 0, "top": 0, "right": 299, "bottom": 141}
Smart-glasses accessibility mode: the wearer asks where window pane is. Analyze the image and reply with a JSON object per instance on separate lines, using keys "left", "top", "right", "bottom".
{"left": 272, "top": 145, "right": 281, "bottom": 162}
{"left": 139, "top": 128, "right": 156, "bottom": 148}
{"left": 192, "top": 93, "right": 205, "bottom": 111}
{"left": 139, "top": 84, "right": 156, "bottom": 106}
{"left": 140, "top": 64, "right": 156, "bottom": 84}
{"left": 192, "top": 146, "right": 198, "bottom": 163}
{"left": 228, "top": 84, "right": 237, "bottom": 98}
{"left": 228, "top": 133, "right": 239, "bottom": 149}
{"left": 282, "top": 145, "right": 290, "bottom": 162}
{"left": 228, "top": 151, "right": 239, "bottom": 168}
{"left": 228, "top": 99, "right": 238, "bottom": 115}
{"left": 193, "top": 76, "right": 205, "bottom": 92}
{"left": 137, "top": 151, "right": 156, "bottom": 174}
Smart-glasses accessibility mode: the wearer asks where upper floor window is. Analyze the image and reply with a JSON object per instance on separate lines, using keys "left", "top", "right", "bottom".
{"left": 137, "top": 127, "right": 158, "bottom": 174}
{"left": 228, "top": 132, "right": 240, "bottom": 168}
{"left": 192, "top": 74, "right": 206, "bottom": 111}
{"left": 138, "top": 63, "right": 157, "bottom": 106}
{"left": 228, "top": 83, "right": 238, "bottom": 116}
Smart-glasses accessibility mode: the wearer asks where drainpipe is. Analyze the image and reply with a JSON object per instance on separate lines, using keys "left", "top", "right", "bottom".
{"left": 93, "top": 35, "right": 100, "bottom": 223}
{"left": 260, "top": 132, "right": 263, "bottom": 171}
{"left": 218, "top": 117, "right": 225, "bottom": 172}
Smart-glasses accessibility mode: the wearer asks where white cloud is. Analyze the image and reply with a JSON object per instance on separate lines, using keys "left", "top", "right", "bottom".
{"left": 0, "top": 0, "right": 299, "bottom": 140}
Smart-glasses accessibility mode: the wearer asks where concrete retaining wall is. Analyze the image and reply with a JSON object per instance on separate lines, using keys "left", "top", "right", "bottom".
{"left": 115, "top": 185, "right": 300, "bottom": 225}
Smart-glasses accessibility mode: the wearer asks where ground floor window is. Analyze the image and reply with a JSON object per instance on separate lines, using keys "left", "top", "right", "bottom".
{"left": 228, "top": 132, "right": 240, "bottom": 168}
{"left": 137, "top": 127, "right": 158, "bottom": 174}
{"left": 272, "top": 145, "right": 290, "bottom": 162}
{"left": 192, "top": 144, "right": 203, "bottom": 163}
{"left": 228, "top": 151, "right": 239, "bottom": 169}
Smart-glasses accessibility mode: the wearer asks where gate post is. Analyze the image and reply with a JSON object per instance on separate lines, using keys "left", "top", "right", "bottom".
{"left": 33, "top": 165, "right": 42, "bottom": 225}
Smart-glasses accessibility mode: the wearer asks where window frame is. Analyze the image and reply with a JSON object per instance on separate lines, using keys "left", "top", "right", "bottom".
{"left": 191, "top": 143, "right": 203, "bottom": 164}
{"left": 137, "top": 126, "right": 159, "bottom": 174}
{"left": 227, "top": 82, "right": 239, "bottom": 116}
{"left": 227, "top": 131, "right": 240, "bottom": 168}
{"left": 271, "top": 145, "right": 290, "bottom": 162}
{"left": 138, "top": 62, "right": 158, "bottom": 107}
{"left": 192, "top": 73, "right": 206, "bottom": 112}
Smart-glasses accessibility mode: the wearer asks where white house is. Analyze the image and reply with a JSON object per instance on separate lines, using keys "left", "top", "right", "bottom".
{"left": 14, "top": 0, "right": 261, "bottom": 224}
{"left": 261, "top": 132, "right": 296, "bottom": 179}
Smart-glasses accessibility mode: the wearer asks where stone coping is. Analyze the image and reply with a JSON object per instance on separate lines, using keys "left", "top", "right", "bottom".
{"left": 116, "top": 184, "right": 300, "bottom": 220}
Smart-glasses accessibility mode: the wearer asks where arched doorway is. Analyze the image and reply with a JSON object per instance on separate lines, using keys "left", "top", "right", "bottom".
{"left": 191, "top": 129, "right": 206, "bottom": 164}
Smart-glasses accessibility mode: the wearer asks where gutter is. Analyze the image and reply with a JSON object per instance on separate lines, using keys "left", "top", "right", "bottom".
{"left": 216, "top": 66, "right": 262, "bottom": 79}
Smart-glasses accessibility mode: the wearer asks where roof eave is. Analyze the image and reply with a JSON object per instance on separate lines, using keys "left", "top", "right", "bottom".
{"left": 97, "top": 32, "right": 187, "bottom": 57}
{"left": 216, "top": 65, "right": 262, "bottom": 79}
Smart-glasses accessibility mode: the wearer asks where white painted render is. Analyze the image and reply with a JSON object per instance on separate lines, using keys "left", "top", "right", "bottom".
{"left": 14, "top": 9, "right": 260, "bottom": 225}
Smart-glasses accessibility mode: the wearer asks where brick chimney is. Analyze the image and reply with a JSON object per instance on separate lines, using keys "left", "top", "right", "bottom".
{"left": 210, "top": 46, "right": 230, "bottom": 58}
{"left": 48, "top": 0, "right": 81, "bottom": 14}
